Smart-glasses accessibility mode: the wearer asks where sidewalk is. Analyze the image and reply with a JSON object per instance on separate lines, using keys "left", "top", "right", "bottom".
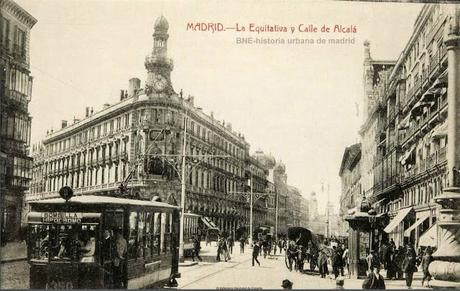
{"left": 0, "top": 241, "right": 27, "bottom": 263}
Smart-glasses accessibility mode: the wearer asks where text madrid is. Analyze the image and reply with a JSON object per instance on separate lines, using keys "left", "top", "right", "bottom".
{"left": 186, "top": 23, "right": 357, "bottom": 34}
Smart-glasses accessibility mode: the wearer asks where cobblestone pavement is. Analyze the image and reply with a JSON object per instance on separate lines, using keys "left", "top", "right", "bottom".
{"left": 0, "top": 260, "right": 29, "bottom": 289}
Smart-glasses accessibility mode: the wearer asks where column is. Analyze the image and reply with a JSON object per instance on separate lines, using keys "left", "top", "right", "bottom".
{"left": 429, "top": 9, "right": 460, "bottom": 288}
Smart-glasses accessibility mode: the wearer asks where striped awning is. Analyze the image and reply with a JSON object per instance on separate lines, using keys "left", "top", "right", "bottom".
{"left": 201, "top": 216, "right": 217, "bottom": 229}
{"left": 418, "top": 223, "right": 437, "bottom": 247}
{"left": 404, "top": 212, "right": 430, "bottom": 237}
{"left": 384, "top": 207, "right": 413, "bottom": 233}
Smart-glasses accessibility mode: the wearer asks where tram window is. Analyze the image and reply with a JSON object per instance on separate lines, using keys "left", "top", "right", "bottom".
{"left": 163, "top": 213, "right": 172, "bottom": 254}
{"left": 160, "top": 213, "right": 166, "bottom": 254}
{"left": 29, "top": 224, "right": 98, "bottom": 263}
{"left": 137, "top": 211, "right": 145, "bottom": 259}
{"left": 152, "top": 213, "right": 161, "bottom": 255}
{"left": 144, "top": 212, "right": 152, "bottom": 261}
{"left": 128, "top": 212, "right": 138, "bottom": 259}
{"left": 29, "top": 224, "right": 49, "bottom": 261}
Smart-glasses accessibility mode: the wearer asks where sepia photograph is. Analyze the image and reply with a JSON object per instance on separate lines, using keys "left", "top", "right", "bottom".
{"left": 1, "top": 0, "right": 460, "bottom": 289}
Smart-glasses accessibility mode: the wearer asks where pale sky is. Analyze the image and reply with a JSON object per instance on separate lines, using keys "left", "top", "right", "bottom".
{"left": 17, "top": 0, "right": 423, "bottom": 213}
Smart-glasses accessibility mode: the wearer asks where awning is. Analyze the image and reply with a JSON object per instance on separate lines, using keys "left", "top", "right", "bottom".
{"left": 418, "top": 223, "right": 437, "bottom": 247}
{"left": 432, "top": 70, "right": 448, "bottom": 89}
{"left": 404, "top": 212, "right": 430, "bottom": 237}
{"left": 384, "top": 207, "right": 413, "bottom": 233}
{"left": 431, "top": 121, "right": 448, "bottom": 141}
{"left": 201, "top": 216, "right": 217, "bottom": 229}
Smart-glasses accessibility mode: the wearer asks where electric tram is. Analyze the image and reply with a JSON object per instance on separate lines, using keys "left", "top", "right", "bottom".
{"left": 26, "top": 193, "right": 180, "bottom": 289}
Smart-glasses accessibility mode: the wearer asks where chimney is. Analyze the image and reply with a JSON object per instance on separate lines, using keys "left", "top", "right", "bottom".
{"left": 210, "top": 111, "right": 214, "bottom": 119}
{"left": 85, "top": 107, "right": 90, "bottom": 117}
{"left": 128, "top": 78, "right": 141, "bottom": 97}
{"left": 90, "top": 107, "right": 94, "bottom": 115}
{"left": 187, "top": 95, "right": 194, "bottom": 105}
{"left": 73, "top": 117, "right": 80, "bottom": 124}
{"left": 226, "top": 122, "right": 232, "bottom": 131}
{"left": 61, "top": 120, "right": 68, "bottom": 129}
{"left": 103, "top": 103, "right": 110, "bottom": 110}
{"left": 120, "top": 90, "right": 125, "bottom": 101}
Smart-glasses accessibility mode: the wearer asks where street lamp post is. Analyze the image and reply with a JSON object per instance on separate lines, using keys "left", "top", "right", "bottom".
{"left": 249, "top": 172, "right": 253, "bottom": 246}
{"left": 230, "top": 173, "right": 268, "bottom": 247}
{"left": 178, "top": 111, "right": 188, "bottom": 261}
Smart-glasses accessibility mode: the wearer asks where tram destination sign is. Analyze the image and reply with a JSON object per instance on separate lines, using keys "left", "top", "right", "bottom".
{"left": 41, "top": 212, "right": 83, "bottom": 224}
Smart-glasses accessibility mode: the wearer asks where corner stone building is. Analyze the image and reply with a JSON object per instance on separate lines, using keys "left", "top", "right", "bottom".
{"left": 0, "top": 0, "right": 36, "bottom": 242}
{"left": 29, "top": 16, "right": 280, "bottom": 235}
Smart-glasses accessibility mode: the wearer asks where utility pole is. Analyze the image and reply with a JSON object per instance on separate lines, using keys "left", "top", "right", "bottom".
{"left": 230, "top": 172, "right": 268, "bottom": 247}
{"left": 275, "top": 185, "right": 279, "bottom": 244}
{"left": 326, "top": 183, "right": 330, "bottom": 239}
{"left": 178, "top": 111, "right": 188, "bottom": 260}
{"left": 250, "top": 172, "right": 253, "bottom": 246}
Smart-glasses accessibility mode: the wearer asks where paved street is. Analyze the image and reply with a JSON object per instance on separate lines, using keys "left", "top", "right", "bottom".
{"left": 178, "top": 245, "right": 430, "bottom": 289}
{"left": 0, "top": 243, "right": 431, "bottom": 289}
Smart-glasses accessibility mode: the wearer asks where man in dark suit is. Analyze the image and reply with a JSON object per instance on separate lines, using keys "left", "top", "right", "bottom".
{"left": 362, "top": 266, "right": 386, "bottom": 289}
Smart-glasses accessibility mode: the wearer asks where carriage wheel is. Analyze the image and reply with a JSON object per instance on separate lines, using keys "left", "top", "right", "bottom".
{"left": 284, "top": 253, "right": 291, "bottom": 270}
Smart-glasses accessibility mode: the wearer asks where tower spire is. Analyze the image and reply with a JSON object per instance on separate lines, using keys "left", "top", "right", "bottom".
{"left": 145, "top": 15, "right": 175, "bottom": 95}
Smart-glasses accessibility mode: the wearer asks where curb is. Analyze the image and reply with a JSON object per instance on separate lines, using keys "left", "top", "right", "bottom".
{"left": 0, "top": 257, "right": 27, "bottom": 264}
{"left": 179, "top": 261, "right": 199, "bottom": 267}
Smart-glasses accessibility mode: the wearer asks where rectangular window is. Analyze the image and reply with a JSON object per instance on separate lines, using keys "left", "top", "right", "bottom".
{"left": 1, "top": 17, "right": 10, "bottom": 49}
{"left": 128, "top": 212, "right": 138, "bottom": 259}
{"left": 152, "top": 213, "right": 161, "bottom": 255}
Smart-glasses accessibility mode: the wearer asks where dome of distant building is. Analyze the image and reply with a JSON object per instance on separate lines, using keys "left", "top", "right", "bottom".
{"left": 274, "top": 161, "right": 286, "bottom": 173}
{"left": 253, "top": 150, "right": 276, "bottom": 169}
{"left": 154, "top": 15, "right": 169, "bottom": 32}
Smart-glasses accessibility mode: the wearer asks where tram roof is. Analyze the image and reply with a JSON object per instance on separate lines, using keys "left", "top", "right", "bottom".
{"left": 29, "top": 195, "right": 180, "bottom": 209}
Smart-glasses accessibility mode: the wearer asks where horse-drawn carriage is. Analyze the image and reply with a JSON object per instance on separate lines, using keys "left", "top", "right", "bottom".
{"left": 285, "top": 227, "right": 320, "bottom": 272}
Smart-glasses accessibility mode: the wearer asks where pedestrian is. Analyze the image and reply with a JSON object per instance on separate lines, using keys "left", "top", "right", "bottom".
{"left": 216, "top": 236, "right": 222, "bottom": 261}
{"left": 192, "top": 235, "right": 202, "bottom": 262}
{"left": 281, "top": 279, "right": 293, "bottom": 290}
{"left": 337, "top": 244, "right": 345, "bottom": 276}
{"left": 335, "top": 277, "right": 345, "bottom": 289}
{"left": 402, "top": 243, "right": 417, "bottom": 288}
{"left": 365, "top": 248, "right": 373, "bottom": 275}
{"left": 342, "top": 247, "right": 350, "bottom": 278}
{"left": 240, "top": 238, "right": 245, "bottom": 254}
{"left": 222, "top": 238, "right": 231, "bottom": 262}
{"left": 113, "top": 229, "right": 127, "bottom": 289}
{"left": 331, "top": 246, "right": 339, "bottom": 278}
{"left": 362, "top": 265, "right": 386, "bottom": 289}
{"left": 228, "top": 235, "right": 234, "bottom": 255}
{"left": 318, "top": 249, "right": 328, "bottom": 278}
{"left": 421, "top": 246, "right": 433, "bottom": 287}
{"left": 252, "top": 241, "right": 261, "bottom": 266}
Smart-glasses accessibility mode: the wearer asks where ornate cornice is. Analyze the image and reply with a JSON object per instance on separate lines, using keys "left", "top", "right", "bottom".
{"left": 2, "top": 0, "right": 37, "bottom": 29}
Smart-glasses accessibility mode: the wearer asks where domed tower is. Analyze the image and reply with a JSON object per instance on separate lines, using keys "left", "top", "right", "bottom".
{"left": 145, "top": 15, "right": 175, "bottom": 95}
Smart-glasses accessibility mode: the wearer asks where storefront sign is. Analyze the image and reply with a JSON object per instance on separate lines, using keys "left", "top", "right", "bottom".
{"left": 41, "top": 212, "right": 83, "bottom": 224}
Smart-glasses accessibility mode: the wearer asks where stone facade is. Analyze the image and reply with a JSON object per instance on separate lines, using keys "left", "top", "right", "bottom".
{"left": 351, "top": 4, "right": 452, "bottom": 250}
{"left": 0, "top": 0, "right": 36, "bottom": 242}
{"left": 338, "top": 143, "right": 361, "bottom": 236}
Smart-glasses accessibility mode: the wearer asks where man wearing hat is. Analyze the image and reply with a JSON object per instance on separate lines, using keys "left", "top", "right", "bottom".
{"left": 335, "top": 277, "right": 345, "bottom": 289}
{"left": 362, "top": 265, "right": 386, "bottom": 289}
{"left": 281, "top": 279, "right": 293, "bottom": 290}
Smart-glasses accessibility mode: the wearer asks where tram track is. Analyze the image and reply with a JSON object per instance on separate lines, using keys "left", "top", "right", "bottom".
{"left": 178, "top": 257, "right": 252, "bottom": 289}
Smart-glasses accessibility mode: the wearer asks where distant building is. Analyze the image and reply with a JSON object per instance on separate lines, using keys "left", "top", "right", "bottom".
{"left": 338, "top": 143, "right": 361, "bottom": 236}
{"left": 0, "top": 0, "right": 37, "bottom": 242}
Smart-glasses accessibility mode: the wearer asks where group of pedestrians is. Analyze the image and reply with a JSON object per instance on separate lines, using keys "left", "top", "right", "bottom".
{"left": 362, "top": 240, "right": 435, "bottom": 289}
{"left": 216, "top": 235, "right": 233, "bottom": 262}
